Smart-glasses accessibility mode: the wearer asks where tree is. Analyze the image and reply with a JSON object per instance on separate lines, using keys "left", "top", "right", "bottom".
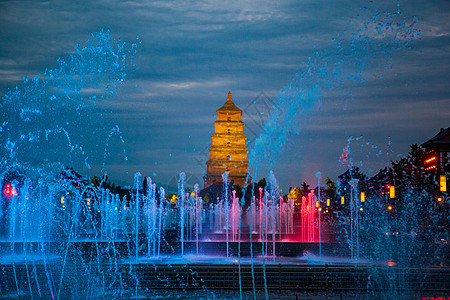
{"left": 288, "top": 186, "right": 303, "bottom": 206}
{"left": 300, "top": 182, "right": 310, "bottom": 196}
{"left": 257, "top": 178, "right": 267, "bottom": 190}
{"left": 325, "top": 177, "right": 336, "bottom": 197}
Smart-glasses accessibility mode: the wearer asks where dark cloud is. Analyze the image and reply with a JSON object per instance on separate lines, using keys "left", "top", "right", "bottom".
{"left": 0, "top": 0, "right": 449, "bottom": 190}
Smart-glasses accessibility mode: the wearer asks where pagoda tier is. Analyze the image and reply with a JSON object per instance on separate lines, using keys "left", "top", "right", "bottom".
{"left": 205, "top": 91, "right": 250, "bottom": 188}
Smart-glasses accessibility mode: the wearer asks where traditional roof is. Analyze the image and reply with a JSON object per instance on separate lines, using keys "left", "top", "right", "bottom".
{"left": 217, "top": 91, "right": 242, "bottom": 113}
{"left": 422, "top": 127, "right": 450, "bottom": 148}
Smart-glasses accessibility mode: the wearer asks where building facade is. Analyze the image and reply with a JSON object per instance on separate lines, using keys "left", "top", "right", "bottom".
{"left": 204, "top": 92, "right": 250, "bottom": 188}
{"left": 422, "top": 127, "right": 449, "bottom": 195}
{"left": 422, "top": 127, "right": 450, "bottom": 175}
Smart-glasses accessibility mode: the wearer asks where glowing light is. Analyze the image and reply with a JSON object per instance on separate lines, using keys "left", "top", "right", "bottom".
{"left": 425, "top": 156, "right": 436, "bottom": 164}
{"left": 3, "top": 183, "right": 17, "bottom": 197}
{"left": 389, "top": 186, "right": 395, "bottom": 198}
{"left": 387, "top": 205, "right": 393, "bottom": 211}
{"left": 61, "top": 196, "right": 65, "bottom": 204}
{"left": 440, "top": 175, "right": 446, "bottom": 192}
{"left": 316, "top": 201, "right": 319, "bottom": 208}
{"left": 326, "top": 198, "right": 330, "bottom": 206}
{"left": 387, "top": 260, "right": 397, "bottom": 267}
{"left": 341, "top": 196, "right": 344, "bottom": 205}
{"left": 360, "top": 192, "right": 365, "bottom": 202}
{"left": 360, "top": 207, "right": 363, "bottom": 211}
{"left": 437, "top": 197, "right": 442, "bottom": 202}
{"left": 425, "top": 165, "right": 436, "bottom": 171}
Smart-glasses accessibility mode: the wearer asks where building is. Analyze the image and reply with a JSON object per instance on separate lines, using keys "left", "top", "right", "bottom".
{"left": 422, "top": 127, "right": 450, "bottom": 175}
{"left": 422, "top": 127, "right": 449, "bottom": 195}
{"left": 204, "top": 92, "right": 250, "bottom": 188}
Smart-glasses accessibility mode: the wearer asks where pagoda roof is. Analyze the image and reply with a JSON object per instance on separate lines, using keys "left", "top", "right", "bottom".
{"left": 217, "top": 91, "right": 242, "bottom": 113}
{"left": 422, "top": 127, "right": 450, "bottom": 147}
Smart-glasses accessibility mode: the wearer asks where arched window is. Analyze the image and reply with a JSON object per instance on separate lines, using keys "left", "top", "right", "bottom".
{"left": 227, "top": 129, "right": 231, "bottom": 134}
{"left": 226, "top": 155, "right": 231, "bottom": 160}
{"left": 227, "top": 142, "right": 231, "bottom": 147}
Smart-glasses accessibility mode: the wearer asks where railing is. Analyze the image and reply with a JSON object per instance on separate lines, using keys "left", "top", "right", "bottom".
{"left": 3, "top": 262, "right": 448, "bottom": 296}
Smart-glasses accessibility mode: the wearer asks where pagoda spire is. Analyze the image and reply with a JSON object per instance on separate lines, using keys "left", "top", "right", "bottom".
{"left": 227, "top": 91, "right": 232, "bottom": 101}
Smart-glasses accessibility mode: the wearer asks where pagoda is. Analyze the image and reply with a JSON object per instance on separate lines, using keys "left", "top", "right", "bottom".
{"left": 204, "top": 92, "right": 250, "bottom": 188}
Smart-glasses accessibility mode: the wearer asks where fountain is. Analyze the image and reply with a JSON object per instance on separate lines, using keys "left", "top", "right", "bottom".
{"left": 1, "top": 3, "right": 448, "bottom": 299}
{"left": 1, "top": 162, "right": 447, "bottom": 298}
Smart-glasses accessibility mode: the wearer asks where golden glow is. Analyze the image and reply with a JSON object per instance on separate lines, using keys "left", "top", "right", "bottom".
{"left": 61, "top": 196, "right": 64, "bottom": 204}
{"left": 326, "top": 198, "right": 330, "bottom": 206}
{"left": 341, "top": 196, "right": 345, "bottom": 205}
{"left": 425, "top": 156, "right": 436, "bottom": 164}
{"left": 437, "top": 197, "right": 443, "bottom": 202}
{"left": 389, "top": 186, "right": 395, "bottom": 198}
{"left": 425, "top": 165, "right": 437, "bottom": 171}
{"left": 387, "top": 260, "right": 397, "bottom": 267}
{"left": 205, "top": 92, "right": 249, "bottom": 188}
{"left": 387, "top": 205, "right": 393, "bottom": 211}
{"left": 316, "top": 201, "right": 319, "bottom": 208}
{"left": 360, "top": 192, "right": 365, "bottom": 202}
{"left": 289, "top": 187, "right": 302, "bottom": 206}
{"left": 440, "top": 175, "right": 447, "bottom": 192}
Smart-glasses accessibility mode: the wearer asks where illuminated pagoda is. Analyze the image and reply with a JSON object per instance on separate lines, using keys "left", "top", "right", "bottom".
{"left": 204, "top": 92, "right": 250, "bottom": 188}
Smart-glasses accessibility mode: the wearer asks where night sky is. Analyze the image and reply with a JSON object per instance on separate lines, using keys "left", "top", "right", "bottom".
{"left": 0, "top": 0, "right": 449, "bottom": 192}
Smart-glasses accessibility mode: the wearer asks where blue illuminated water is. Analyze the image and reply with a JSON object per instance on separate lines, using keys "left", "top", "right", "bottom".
{"left": 0, "top": 4, "right": 446, "bottom": 300}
